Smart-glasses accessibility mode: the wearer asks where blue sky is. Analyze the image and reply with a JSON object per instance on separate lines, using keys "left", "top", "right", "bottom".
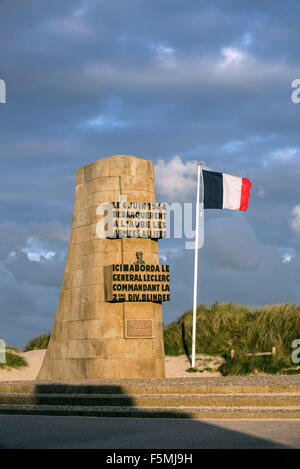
{"left": 1, "top": 0, "right": 300, "bottom": 347}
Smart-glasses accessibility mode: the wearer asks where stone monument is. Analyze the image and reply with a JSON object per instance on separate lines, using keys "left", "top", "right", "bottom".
{"left": 38, "top": 154, "right": 169, "bottom": 381}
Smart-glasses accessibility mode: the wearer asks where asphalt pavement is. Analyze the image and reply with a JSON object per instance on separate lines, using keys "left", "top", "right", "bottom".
{"left": 0, "top": 415, "right": 299, "bottom": 449}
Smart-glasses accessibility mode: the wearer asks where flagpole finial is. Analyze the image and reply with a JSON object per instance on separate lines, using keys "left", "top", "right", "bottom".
{"left": 198, "top": 160, "right": 205, "bottom": 166}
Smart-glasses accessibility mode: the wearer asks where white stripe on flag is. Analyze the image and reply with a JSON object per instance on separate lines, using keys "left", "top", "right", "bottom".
{"left": 222, "top": 173, "right": 242, "bottom": 210}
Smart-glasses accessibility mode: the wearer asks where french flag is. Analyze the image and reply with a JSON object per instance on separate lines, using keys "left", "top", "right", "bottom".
{"left": 202, "top": 170, "right": 252, "bottom": 211}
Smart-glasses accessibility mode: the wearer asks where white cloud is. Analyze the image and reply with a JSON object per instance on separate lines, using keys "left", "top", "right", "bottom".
{"left": 282, "top": 252, "right": 293, "bottom": 263}
{"left": 271, "top": 148, "right": 298, "bottom": 162}
{"left": 155, "top": 155, "right": 198, "bottom": 201}
{"left": 22, "top": 237, "right": 56, "bottom": 262}
{"left": 263, "top": 147, "right": 299, "bottom": 167}
{"left": 223, "top": 140, "right": 244, "bottom": 153}
{"left": 44, "top": 5, "right": 90, "bottom": 37}
{"left": 37, "top": 42, "right": 298, "bottom": 103}
{"left": 257, "top": 186, "right": 267, "bottom": 197}
{"left": 73, "top": 4, "right": 87, "bottom": 18}
{"left": 28, "top": 221, "right": 69, "bottom": 243}
{"left": 154, "top": 43, "right": 174, "bottom": 59}
{"left": 290, "top": 203, "right": 300, "bottom": 234}
{"left": 153, "top": 43, "right": 175, "bottom": 67}
{"left": 22, "top": 246, "right": 56, "bottom": 262}
{"left": 83, "top": 114, "right": 128, "bottom": 129}
{"left": 278, "top": 247, "right": 295, "bottom": 263}
{"left": 220, "top": 47, "right": 244, "bottom": 66}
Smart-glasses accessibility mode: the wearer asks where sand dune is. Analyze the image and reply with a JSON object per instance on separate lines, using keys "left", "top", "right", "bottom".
{"left": 165, "top": 354, "right": 222, "bottom": 377}
{"left": 0, "top": 350, "right": 222, "bottom": 381}
{"left": 0, "top": 350, "right": 46, "bottom": 381}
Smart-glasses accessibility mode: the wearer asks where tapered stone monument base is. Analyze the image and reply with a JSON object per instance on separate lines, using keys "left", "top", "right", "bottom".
{"left": 37, "top": 155, "right": 166, "bottom": 381}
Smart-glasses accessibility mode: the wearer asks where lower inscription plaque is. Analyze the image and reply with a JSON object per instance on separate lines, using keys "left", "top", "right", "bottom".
{"left": 104, "top": 259, "right": 170, "bottom": 303}
{"left": 125, "top": 319, "right": 153, "bottom": 338}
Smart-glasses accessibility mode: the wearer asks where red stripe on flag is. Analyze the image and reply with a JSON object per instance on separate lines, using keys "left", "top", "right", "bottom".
{"left": 240, "top": 178, "right": 252, "bottom": 211}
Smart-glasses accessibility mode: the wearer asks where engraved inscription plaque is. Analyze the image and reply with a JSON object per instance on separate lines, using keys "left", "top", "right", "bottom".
{"left": 125, "top": 319, "right": 153, "bottom": 338}
{"left": 104, "top": 261, "right": 170, "bottom": 303}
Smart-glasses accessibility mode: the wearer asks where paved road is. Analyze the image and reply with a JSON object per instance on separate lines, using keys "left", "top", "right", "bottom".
{"left": 0, "top": 415, "right": 299, "bottom": 449}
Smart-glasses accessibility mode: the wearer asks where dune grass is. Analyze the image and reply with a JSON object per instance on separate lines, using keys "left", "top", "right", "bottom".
{"left": 6, "top": 345, "right": 22, "bottom": 353}
{"left": 164, "top": 302, "right": 300, "bottom": 375}
{"left": 10, "top": 304, "right": 300, "bottom": 376}
{"left": 0, "top": 347, "right": 28, "bottom": 370}
{"left": 24, "top": 333, "right": 50, "bottom": 352}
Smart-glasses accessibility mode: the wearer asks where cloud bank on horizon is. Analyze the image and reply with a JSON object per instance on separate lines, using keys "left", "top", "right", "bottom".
{"left": 1, "top": 0, "right": 300, "bottom": 346}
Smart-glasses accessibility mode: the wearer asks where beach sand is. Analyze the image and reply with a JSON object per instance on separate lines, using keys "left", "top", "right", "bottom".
{"left": 0, "top": 350, "right": 223, "bottom": 381}
{"left": 0, "top": 350, "right": 46, "bottom": 381}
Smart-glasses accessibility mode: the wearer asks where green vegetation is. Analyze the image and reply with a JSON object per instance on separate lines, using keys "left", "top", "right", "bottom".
{"left": 0, "top": 347, "right": 28, "bottom": 370}
{"left": 164, "top": 302, "right": 300, "bottom": 376}
{"left": 24, "top": 333, "right": 50, "bottom": 352}
{"left": 3, "top": 303, "right": 300, "bottom": 376}
{"left": 6, "top": 345, "right": 22, "bottom": 353}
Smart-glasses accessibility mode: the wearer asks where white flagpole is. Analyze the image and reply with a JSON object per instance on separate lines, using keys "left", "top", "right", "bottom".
{"left": 191, "top": 161, "right": 203, "bottom": 368}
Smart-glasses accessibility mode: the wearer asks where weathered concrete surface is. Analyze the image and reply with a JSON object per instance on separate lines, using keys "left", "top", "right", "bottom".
{"left": 1, "top": 381, "right": 300, "bottom": 419}
{"left": 1, "top": 381, "right": 300, "bottom": 394}
{"left": 37, "top": 155, "right": 165, "bottom": 381}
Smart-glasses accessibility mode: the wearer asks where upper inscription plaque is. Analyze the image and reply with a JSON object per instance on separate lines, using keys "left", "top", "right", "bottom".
{"left": 106, "top": 201, "right": 167, "bottom": 239}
